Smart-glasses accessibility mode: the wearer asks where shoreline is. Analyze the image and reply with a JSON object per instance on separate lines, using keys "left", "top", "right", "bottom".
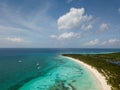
{"left": 63, "top": 56, "right": 111, "bottom": 90}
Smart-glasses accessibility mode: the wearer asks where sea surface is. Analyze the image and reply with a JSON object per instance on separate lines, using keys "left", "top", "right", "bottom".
{"left": 0, "top": 48, "right": 120, "bottom": 90}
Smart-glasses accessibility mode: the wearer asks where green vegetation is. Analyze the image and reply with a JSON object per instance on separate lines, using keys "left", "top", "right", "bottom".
{"left": 63, "top": 52, "right": 120, "bottom": 90}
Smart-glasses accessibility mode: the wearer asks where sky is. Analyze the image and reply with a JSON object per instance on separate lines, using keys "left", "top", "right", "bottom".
{"left": 0, "top": 0, "right": 120, "bottom": 48}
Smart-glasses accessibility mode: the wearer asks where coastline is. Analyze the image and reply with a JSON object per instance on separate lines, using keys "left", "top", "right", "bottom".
{"left": 63, "top": 56, "right": 111, "bottom": 90}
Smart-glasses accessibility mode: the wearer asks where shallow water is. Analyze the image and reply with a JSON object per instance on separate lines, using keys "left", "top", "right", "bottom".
{"left": 19, "top": 56, "right": 101, "bottom": 90}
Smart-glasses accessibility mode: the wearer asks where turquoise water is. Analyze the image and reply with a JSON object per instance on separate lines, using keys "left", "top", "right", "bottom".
{"left": 20, "top": 56, "right": 101, "bottom": 90}
{"left": 0, "top": 48, "right": 120, "bottom": 90}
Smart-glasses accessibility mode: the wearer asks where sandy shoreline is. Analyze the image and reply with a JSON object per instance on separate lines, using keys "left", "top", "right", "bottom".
{"left": 64, "top": 56, "right": 111, "bottom": 90}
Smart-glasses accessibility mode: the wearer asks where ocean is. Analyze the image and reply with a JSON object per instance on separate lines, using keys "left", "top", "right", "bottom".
{"left": 0, "top": 48, "right": 120, "bottom": 90}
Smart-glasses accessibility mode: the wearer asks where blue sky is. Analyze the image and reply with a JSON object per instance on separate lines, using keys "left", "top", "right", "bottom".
{"left": 0, "top": 0, "right": 120, "bottom": 48}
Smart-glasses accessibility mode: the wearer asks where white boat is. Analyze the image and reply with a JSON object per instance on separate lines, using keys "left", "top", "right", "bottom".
{"left": 37, "top": 66, "right": 40, "bottom": 69}
{"left": 18, "top": 60, "right": 22, "bottom": 63}
{"left": 36, "top": 62, "right": 39, "bottom": 66}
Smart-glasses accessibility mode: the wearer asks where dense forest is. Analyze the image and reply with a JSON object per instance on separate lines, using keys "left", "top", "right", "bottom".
{"left": 63, "top": 52, "right": 120, "bottom": 90}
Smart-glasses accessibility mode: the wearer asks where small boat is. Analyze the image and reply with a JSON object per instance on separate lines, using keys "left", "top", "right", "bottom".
{"left": 36, "top": 62, "right": 39, "bottom": 66}
{"left": 18, "top": 60, "right": 22, "bottom": 63}
{"left": 37, "top": 66, "right": 40, "bottom": 69}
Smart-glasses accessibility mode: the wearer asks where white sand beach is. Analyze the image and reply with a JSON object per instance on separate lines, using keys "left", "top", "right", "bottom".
{"left": 64, "top": 56, "right": 111, "bottom": 90}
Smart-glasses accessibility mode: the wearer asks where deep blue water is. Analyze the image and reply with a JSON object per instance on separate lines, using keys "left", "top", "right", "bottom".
{"left": 0, "top": 48, "right": 120, "bottom": 90}
{"left": 0, "top": 48, "right": 120, "bottom": 55}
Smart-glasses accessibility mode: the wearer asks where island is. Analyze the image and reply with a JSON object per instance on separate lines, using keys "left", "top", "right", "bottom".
{"left": 63, "top": 52, "right": 120, "bottom": 90}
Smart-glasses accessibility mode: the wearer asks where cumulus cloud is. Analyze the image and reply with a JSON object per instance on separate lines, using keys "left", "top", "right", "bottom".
{"left": 108, "top": 39, "right": 119, "bottom": 44}
{"left": 102, "top": 38, "right": 120, "bottom": 46}
{"left": 84, "top": 39, "right": 99, "bottom": 46}
{"left": 6, "top": 37, "right": 24, "bottom": 43}
{"left": 81, "top": 24, "right": 93, "bottom": 30}
{"left": 99, "top": 23, "right": 109, "bottom": 31}
{"left": 101, "top": 41, "right": 107, "bottom": 46}
{"left": 57, "top": 8, "right": 93, "bottom": 30}
{"left": 51, "top": 32, "right": 81, "bottom": 40}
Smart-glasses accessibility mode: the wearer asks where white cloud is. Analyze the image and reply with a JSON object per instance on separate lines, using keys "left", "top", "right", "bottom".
{"left": 101, "top": 38, "right": 120, "bottom": 46}
{"left": 99, "top": 23, "right": 109, "bottom": 31}
{"left": 81, "top": 24, "right": 93, "bottom": 30}
{"left": 0, "top": 3, "right": 57, "bottom": 47}
{"left": 0, "top": 4, "right": 55, "bottom": 33}
{"left": 57, "top": 8, "right": 93, "bottom": 30}
{"left": 84, "top": 39, "right": 99, "bottom": 46}
{"left": 118, "top": 8, "right": 120, "bottom": 13}
{"left": 108, "top": 38, "right": 120, "bottom": 45}
{"left": 101, "top": 41, "right": 107, "bottom": 45}
{"left": 6, "top": 37, "right": 24, "bottom": 43}
{"left": 51, "top": 32, "right": 81, "bottom": 40}
{"left": 50, "top": 35, "right": 57, "bottom": 38}
{"left": 67, "top": 0, "right": 73, "bottom": 3}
